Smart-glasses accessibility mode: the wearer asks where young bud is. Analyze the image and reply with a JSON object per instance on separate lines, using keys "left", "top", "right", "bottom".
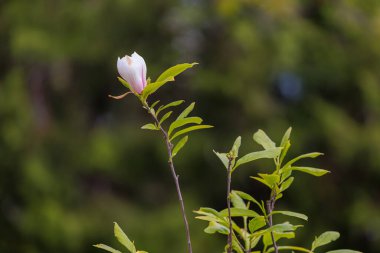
{"left": 117, "top": 52, "right": 147, "bottom": 94}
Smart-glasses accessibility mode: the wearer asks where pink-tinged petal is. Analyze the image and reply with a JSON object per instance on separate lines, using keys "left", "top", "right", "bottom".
{"left": 116, "top": 52, "right": 147, "bottom": 94}
{"left": 132, "top": 52, "right": 147, "bottom": 87}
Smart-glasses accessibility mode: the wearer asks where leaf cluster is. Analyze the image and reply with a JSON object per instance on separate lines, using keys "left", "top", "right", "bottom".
{"left": 94, "top": 222, "right": 147, "bottom": 253}
{"left": 195, "top": 128, "right": 361, "bottom": 253}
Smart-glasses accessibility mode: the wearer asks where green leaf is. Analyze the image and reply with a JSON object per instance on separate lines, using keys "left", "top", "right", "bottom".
{"left": 250, "top": 235, "right": 262, "bottom": 249}
{"left": 170, "top": 125, "right": 213, "bottom": 141}
{"left": 325, "top": 250, "right": 362, "bottom": 253}
{"left": 117, "top": 77, "right": 133, "bottom": 91}
{"left": 253, "top": 222, "right": 300, "bottom": 237}
{"left": 248, "top": 216, "right": 266, "bottom": 233}
{"left": 141, "top": 123, "right": 159, "bottom": 130}
{"left": 114, "top": 222, "right": 136, "bottom": 253}
{"left": 204, "top": 221, "right": 229, "bottom": 235}
{"left": 283, "top": 152, "right": 323, "bottom": 168}
{"left": 232, "top": 236, "right": 245, "bottom": 253}
{"left": 251, "top": 173, "right": 280, "bottom": 188}
{"left": 230, "top": 191, "right": 246, "bottom": 209}
{"left": 195, "top": 215, "right": 221, "bottom": 223}
{"left": 291, "top": 167, "right": 330, "bottom": 177}
{"left": 213, "top": 151, "right": 229, "bottom": 169}
{"left": 195, "top": 207, "right": 225, "bottom": 220}
{"left": 151, "top": 100, "right": 160, "bottom": 109}
{"left": 159, "top": 111, "right": 172, "bottom": 125}
{"left": 230, "top": 136, "right": 241, "bottom": 157}
{"left": 156, "top": 63, "right": 198, "bottom": 82}
{"left": 280, "top": 140, "right": 291, "bottom": 165}
{"left": 311, "top": 231, "right": 340, "bottom": 251}
{"left": 271, "top": 211, "right": 308, "bottom": 221}
{"left": 263, "top": 231, "right": 295, "bottom": 248}
{"left": 280, "top": 177, "right": 294, "bottom": 192}
{"left": 168, "top": 117, "right": 202, "bottom": 136}
{"left": 280, "top": 127, "right": 292, "bottom": 148}
{"left": 156, "top": 100, "right": 184, "bottom": 116}
{"left": 233, "top": 190, "right": 265, "bottom": 213}
{"left": 142, "top": 77, "right": 175, "bottom": 99}
{"left": 233, "top": 148, "right": 282, "bottom": 170}
{"left": 220, "top": 208, "right": 259, "bottom": 217}
{"left": 280, "top": 168, "right": 293, "bottom": 183}
{"left": 177, "top": 102, "right": 195, "bottom": 120}
{"left": 172, "top": 136, "right": 188, "bottom": 158}
{"left": 93, "top": 244, "right": 122, "bottom": 253}
{"left": 253, "top": 129, "right": 276, "bottom": 150}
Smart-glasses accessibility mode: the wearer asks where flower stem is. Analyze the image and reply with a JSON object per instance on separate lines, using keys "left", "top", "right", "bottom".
{"left": 144, "top": 102, "right": 193, "bottom": 253}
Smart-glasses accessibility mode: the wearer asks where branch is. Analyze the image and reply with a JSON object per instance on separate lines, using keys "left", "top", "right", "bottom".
{"left": 226, "top": 158, "right": 233, "bottom": 253}
{"left": 266, "top": 190, "right": 278, "bottom": 253}
{"left": 144, "top": 102, "right": 193, "bottom": 253}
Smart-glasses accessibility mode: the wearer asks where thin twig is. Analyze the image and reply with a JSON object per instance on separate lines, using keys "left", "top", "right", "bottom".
{"left": 226, "top": 159, "right": 233, "bottom": 253}
{"left": 266, "top": 191, "right": 278, "bottom": 253}
{"left": 145, "top": 103, "right": 193, "bottom": 253}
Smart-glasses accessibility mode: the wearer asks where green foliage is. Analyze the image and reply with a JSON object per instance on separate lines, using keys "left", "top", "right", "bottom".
{"left": 1, "top": 1, "right": 378, "bottom": 252}
{"left": 196, "top": 128, "right": 361, "bottom": 253}
{"left": 311, "top": 231, "right": 340, "bottom": 251}
{"left": 156, "top": 63, "right": 198, "bottom": 83}
{"left": 172, "top": 136, "right": 188, "bottom": 158}
{"left": 94, "top": 223, "right": 145, "bottom": 253}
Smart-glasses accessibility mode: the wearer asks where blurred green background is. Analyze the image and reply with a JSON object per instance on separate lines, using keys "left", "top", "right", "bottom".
{"left": 1, "top": 0, "right": 379, "bottom": 252}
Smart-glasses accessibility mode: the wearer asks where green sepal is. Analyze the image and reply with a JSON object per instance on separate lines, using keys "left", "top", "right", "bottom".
{"left": 156, "top": 63, "right": 198, "bottom": 82}
{"left": 117, "top": 77, "right": 133, "bottom": 92}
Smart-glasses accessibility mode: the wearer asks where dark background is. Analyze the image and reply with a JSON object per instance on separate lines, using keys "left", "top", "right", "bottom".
{"left": 1, "top": 0, "right": 379, "bottom": 252}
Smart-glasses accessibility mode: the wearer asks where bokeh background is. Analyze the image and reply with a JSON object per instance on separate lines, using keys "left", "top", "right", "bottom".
{"left": 1, "top": 0, "right": 379, "bottom": 252}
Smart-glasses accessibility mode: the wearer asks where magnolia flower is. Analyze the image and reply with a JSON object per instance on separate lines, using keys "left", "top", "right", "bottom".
{"left": 117, "top": 52, "right": 147, "bottom": 94}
